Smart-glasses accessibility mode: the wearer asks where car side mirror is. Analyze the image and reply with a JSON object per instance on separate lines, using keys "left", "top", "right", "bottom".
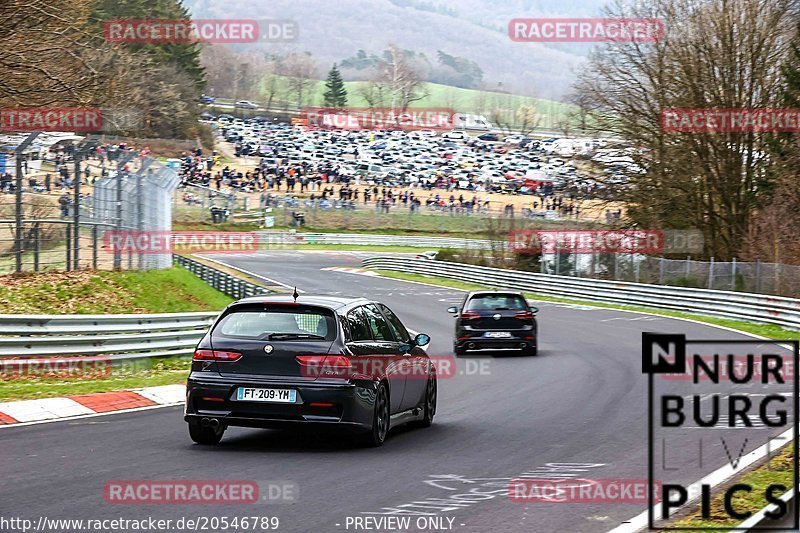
{"left": 447, "top": 306, "right": 458, "bottom": 314}
{"left": 529, "top": 306, "right": 539, "bottom": 314}
{"left": 414, "top": 333, "right": 431, "bottom": 347}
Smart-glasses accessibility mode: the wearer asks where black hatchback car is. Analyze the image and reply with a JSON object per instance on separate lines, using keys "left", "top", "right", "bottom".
{"left": 185, "top": 295, "right": 435, "bottom": 447}
{"left": 448, "top": 291, "right": 538, "bottom": 356}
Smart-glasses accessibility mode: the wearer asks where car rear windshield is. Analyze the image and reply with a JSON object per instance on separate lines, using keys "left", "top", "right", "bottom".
{"left": 213, "top": 304, "right": 336, "bottom": 341}
{"left": 466, "top": 294, "right": 528, "bottom": 311}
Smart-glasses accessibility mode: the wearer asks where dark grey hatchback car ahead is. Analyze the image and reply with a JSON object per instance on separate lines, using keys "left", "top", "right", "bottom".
{"left": 448, "top": 291, "right": 539, "bottom": 356}
{"left": 185, "top": 295, "right": 435, "bottom": 447}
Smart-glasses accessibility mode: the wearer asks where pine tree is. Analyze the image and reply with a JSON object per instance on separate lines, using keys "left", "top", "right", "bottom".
{"left": 323, "top": 64, "right": 347, "bottom": 108}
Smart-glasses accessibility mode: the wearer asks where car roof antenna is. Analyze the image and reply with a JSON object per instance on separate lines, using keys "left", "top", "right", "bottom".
{"left": 293, "top": 287, "right": 299, "bottom": 302}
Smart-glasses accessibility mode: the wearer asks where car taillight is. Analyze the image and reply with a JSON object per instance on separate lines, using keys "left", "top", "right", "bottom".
{"left": 193, "top": 349, "right": 242, "bottom": 362}
{"left": 515, "top": 311, "right": 534, "bottom": 320}
{"left": 460, "top": 311, "right": 480, "bottom": 320}
{"left": 296, "top": 355, "right": 352, "bottom": 377}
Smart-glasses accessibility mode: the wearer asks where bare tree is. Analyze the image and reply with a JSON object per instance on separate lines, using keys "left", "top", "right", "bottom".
{"left": 377, "top": 45, "right": 429, "bottom": 112}
{"left": 574, "top": 0, "right": 797, "bottom": 259}
{"left": 284, "top": 52, "right": 318, "bottom": 109}
{"left": 358, "top": 77, "right": 388, "bottom": 109}
{"left": 1, "top": 0, "right": 109, "bottom": 106}
{"left": 517, "top": 104, "right": 541, "bottom": 136}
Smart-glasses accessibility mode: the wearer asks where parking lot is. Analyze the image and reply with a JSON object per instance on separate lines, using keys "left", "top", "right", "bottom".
{"left": 181, "top": 114, "right": 632, "bottom": 222}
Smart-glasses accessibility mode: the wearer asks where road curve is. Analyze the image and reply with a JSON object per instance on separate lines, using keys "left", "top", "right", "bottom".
{"left": 0, "top": 251, "right": 789, "bottom": 533}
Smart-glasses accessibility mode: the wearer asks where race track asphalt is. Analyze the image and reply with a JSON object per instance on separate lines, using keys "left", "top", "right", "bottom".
{"left": 0, "top": 251, "right": 793, "bottom": 533}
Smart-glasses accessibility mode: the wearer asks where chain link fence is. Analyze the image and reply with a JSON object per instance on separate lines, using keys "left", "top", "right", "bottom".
{"left": 0, "top": 133, "right": 180, "bottom": 274}
{"left": 539, "top": 253, "right": 800, "bottom": 297}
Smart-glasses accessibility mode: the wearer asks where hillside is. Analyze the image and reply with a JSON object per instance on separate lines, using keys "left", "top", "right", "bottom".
{"left": 184, "top": 0, "right": 611, "bottom": 99}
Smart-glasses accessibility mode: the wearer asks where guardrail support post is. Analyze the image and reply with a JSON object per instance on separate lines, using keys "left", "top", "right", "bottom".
{"left": 732, "top": 257, "right": 737, "bottom": 291}
{"left": 707, "top": 257, "right": 715, "bottom": 289}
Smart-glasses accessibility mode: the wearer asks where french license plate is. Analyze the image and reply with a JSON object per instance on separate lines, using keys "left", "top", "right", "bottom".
{"left": 484, "top": 331, "right": 512, "bottom": 338}
{"left": 236, "top": 388, "right": 297, "bottom": 403}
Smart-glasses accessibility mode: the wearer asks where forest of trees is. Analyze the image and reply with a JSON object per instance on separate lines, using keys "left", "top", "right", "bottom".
{"left": 2, "top": 0, "right": 205, "bottom": 139}
{"left": 574, "top": 0, "right": 800, "bottom": 261}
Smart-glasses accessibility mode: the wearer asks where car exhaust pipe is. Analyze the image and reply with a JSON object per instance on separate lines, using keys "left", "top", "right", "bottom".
{"left": 208, "top": 418, "right": 220, "bottom": 429}
{"left": 200, "top": 417, "right": 211, "bottom": 427}
{"left": 519, "top": 342, "right": 527, "bottom": 349}
{"left": 468, "top": 342, "right": 475, "bottom": 349}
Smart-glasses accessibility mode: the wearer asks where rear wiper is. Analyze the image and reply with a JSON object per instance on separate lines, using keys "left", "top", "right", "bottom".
{"left": 268, "top": 333, "right": 326, "bottom": 340}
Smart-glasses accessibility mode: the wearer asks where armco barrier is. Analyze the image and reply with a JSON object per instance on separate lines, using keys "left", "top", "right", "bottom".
{"left": 0, "top": 255, "right": 271, "bottom": 365}
{"left": 174, "top": 254, "right": 271, "bottom": 299}
{"left": 258, "top": 231, "right": 495, "bottom": 249}
{"left": 361, "top": 257, "right": 800, "bottom": 330}
{"left": 0, "top": 312, "right": 217, "bottom": 361}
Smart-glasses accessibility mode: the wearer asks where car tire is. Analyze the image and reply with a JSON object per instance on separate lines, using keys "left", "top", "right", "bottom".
{"left": 188, "top": 420, "right": 225, "bottom": 445}
{"left": 361, "top": 382, "right": 390, "bottom": 447}
{"left": 413, "top": 374, "right": 437, "bottom": 428}
{"left": 454, "top": 345, "right": 467, "bottom": 357}
{"left": 522, "top": 345, "right": 538, "bottom": 357}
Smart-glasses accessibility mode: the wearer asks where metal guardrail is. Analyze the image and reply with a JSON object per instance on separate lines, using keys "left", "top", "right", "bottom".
{"left": 361, "top": 257, "right": 800, "bottom": 330}
{"left": 258, "top": 231, "right": 495, "bottom": 250}
{"left": 173, "top": 254, "right": 272, "bottom": 300}
{"left": 0, "top": 312, "right": 217, "bottom": 361}
{"left": 0, "top": 256, "right": 273, "bottom": 363}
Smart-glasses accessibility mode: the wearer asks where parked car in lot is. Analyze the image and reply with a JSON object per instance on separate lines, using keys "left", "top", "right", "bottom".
{"left": 234, "top": 100, "right": 259, "bottom": 109}
{"left": 448, "top": 291, "right": 538, "bottom": 356}
{"left": 504, "top": 135, "right": 529, "bottom": 146}
{"left": 441, "top": 131, "right": 467, "bottom": 140}
{"left": 186, "top": 295, "right": 435, "bottom": 447}
{"left": 477, "top": 132, "right": 499, "bottom": 142}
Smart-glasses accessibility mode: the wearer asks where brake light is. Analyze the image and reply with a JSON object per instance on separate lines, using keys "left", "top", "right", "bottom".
{"left": 296, "top": 355, "right": 352, "bottom": 377}
{"left": 460, "top": 311, "right": 480, "bottom": 320}
{"left": 192, "top": 349, "right": 242, "bottom": 362}
{"left": 515, "top": 311, "right": 534, "bottom": 320}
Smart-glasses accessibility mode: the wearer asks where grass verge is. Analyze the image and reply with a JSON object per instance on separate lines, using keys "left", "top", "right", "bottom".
{"left": 672, "top": 446, "right": 794, "bottom": 530}
{"left": 0, "top": 266, "right": 233, "bottom": 314}
{"left": 0, "top": 267, "right": 232, "bottom": 401}
{"left": 0, "top": 358, "right": 190, "bottom": 402}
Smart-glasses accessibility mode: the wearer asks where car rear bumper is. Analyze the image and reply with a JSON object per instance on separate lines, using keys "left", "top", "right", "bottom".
{"left": 456, "top": 332, "right": 536, "bottom": 352}
{"left": 184, "top": 375, "right": 377, "bottom": 430}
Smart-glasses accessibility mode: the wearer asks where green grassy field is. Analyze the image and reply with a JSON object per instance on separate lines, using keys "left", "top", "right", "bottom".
{"left": 174, "top": 208, "right": 597, "bottom": 237}
{"left": 0, "top": 267, "right": 233, "bottom": 314}
{"left": 214, "top": 77, "right": 582, "bottom": 130}
{"left": 0, "top": 267, "right": 233, "bottom": 401}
